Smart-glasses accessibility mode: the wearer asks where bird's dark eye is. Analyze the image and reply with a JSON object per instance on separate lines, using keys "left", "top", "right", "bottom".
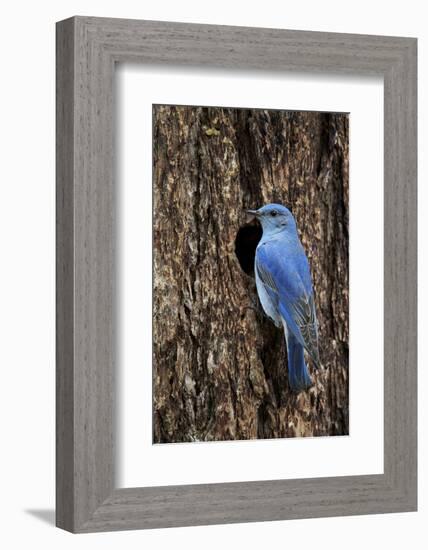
{"left": 270, "top": 210, "right": 278, "bottom": 217}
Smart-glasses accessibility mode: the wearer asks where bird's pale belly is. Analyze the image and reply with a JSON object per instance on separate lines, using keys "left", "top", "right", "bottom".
{"left": 255, "top": 265, "right": 282, "bottom": 327}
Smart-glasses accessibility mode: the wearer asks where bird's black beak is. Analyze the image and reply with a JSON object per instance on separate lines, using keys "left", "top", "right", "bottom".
{"left": 246, "top": 209, "right": 259, "bottom": 217}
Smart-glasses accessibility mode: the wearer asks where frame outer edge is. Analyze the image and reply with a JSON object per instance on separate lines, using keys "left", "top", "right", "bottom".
{"left": 56, "top": 16, "right": 76, "bottom": 532}
{"left": 72, "top": 16, "right": 116, "bottom": 532}
{"left": 383, "top": 39, "right": 417, "bottom": 511}
{"left": 396, "top": 38, "right": 417, "bottom": 509}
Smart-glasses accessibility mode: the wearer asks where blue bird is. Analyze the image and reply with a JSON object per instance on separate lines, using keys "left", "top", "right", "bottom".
{"left": 247, "top": 204, "right": 321, "bottom": 392}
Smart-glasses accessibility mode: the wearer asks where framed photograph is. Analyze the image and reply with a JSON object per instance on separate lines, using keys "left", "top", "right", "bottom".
{"left": 56, "top": 16, "right": 417, "bottom": 532}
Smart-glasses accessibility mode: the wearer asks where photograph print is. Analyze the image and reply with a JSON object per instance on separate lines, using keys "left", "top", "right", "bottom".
{"left": 152, "top": 104, "right": 349, "bottom": 444}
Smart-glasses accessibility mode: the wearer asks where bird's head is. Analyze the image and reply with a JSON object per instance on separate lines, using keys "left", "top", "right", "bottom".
{"left": 247, "top": 203, "right": 296, "bottom": 235}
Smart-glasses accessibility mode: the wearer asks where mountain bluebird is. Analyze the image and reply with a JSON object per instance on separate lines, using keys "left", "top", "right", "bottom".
{"left": 247, "top": 203, "right": 321, "bottom": 392}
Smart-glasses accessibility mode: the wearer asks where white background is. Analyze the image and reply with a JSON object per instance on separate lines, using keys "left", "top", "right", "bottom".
{"left": 118, "top": 67, "right": 383, "bottom": 487}
{"left": 0, "top": 1, "right": 425, "bottom": 549}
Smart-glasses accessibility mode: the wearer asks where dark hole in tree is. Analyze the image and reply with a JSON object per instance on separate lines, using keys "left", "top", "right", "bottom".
{"left": 234, "top": 221, "right": 263, "bottom": 276}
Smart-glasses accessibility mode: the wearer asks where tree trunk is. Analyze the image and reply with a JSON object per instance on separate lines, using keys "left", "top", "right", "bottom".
{"left": 153, "top": 105, "right": 349, "bottom": 443}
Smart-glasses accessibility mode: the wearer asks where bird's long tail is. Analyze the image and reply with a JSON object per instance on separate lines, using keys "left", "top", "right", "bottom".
{"left": 285, "top": 332, "right": 313, "bottom": 392}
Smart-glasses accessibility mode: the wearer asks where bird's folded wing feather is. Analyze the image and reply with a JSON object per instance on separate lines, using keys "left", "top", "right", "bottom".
{"left": 256, "top": 243, "right": 320, "bottom": 367}
{"left": 287, "top": 292, "right": 320, "bottom": 367}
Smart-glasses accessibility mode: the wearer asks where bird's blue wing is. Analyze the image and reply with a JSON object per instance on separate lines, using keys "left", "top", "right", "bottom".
{"left": 256, "top": 241, "right": 321, "bottom": 368}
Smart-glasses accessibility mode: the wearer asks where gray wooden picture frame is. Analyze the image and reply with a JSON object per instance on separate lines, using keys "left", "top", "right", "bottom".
{"left": 56, "top": 16, "right": 417, "bottom": 533}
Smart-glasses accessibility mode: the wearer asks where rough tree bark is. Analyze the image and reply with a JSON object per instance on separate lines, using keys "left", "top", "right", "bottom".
{"left": 153, "top": 105, "right": 349, "bottom": 443}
